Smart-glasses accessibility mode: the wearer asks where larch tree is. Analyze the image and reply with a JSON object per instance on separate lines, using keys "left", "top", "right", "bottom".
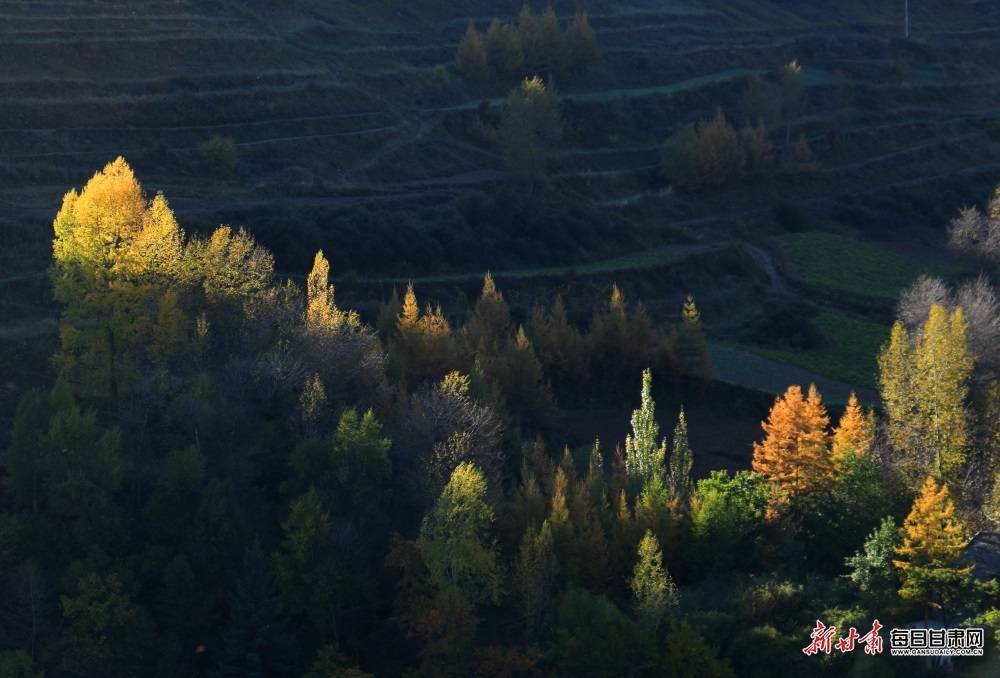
{"left": 485, "top": 19, "right": 524, "bottom": 75}
{"left": 831, "top": 391, "right": 874, "bottom": 465}
{"left": 305, "top": 250, "right": 353, "bottom": 333}
{"left": 564, "top": 11, "right": 597, "bottom": 67}
{"left": 893, "top": 476, "right": 974, "bottom": 620}
{"left": 535, "top": 5, "right": 566, "bottom": 73}
{"left": 394, "top": 283, "right": 454, "bottom": 381}
{"left": 514, "top": 520, "right": 558, "bottom": 641}
{"left": 631, "top": 530, "right": 677, "bottom": 632}
{"left": 751, "top": 384, "right": 832, "bottom": 501}
{"left": 456, "top": 22, "right": 488, "bottom": 78}
{"left": 673, "top": 295, "right": 713, "bottom": 381}
{"left": 667, "top": 407, "right": 694, "bottom": 508}
{"left": 498, "top": 76, "right": 562, "bottom": 186}
{"left": 624, "top": 369, "right": 668, "bottom": 489}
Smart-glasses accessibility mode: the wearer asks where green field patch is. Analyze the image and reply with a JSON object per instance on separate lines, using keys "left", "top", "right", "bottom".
{"left": 747, "top": 310, "right": 889, "bottom": 391}
{"left": 778, "top": 231, "right": 963, "bottom": 301}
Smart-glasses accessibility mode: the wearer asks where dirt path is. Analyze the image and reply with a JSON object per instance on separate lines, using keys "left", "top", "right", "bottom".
{"left": 741, "top": 242, "right": 789, "bottom": 295}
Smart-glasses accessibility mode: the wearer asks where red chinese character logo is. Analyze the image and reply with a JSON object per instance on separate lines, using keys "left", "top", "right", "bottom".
{"left": 860, "top": 619, "right": 883, "bottom": 655}
{"left": 803, "top": 620, "right": 837, "bottom": 655}
{"left": 835, "top": 627, "right": 860, "bottom": 653}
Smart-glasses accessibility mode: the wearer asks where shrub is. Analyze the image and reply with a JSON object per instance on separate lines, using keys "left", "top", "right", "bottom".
{"left": 198, "top": 136, "right": 237, "bottom": 174}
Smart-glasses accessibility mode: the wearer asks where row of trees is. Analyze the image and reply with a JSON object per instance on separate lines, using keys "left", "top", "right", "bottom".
{"left": 661, "top": 111, "right": 816, "bottom": 190}
{"left": 457, "top": 6, "right": 597, "bottom": 79}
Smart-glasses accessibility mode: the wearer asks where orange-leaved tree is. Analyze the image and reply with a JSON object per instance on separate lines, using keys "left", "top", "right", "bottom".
{"left": 831, "top": 391, "right": 875, "bottom": 465}
{"left": 752, "top": 384, "right": 832, "bottom": 500}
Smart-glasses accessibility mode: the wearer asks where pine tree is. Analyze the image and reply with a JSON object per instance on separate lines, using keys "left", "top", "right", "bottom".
{"left": 667, "top": 407, "right": 694, "bottom": 507}
{"left": 631, "top": 530, "right": 677, "bottom": 632}
{"left": 751, "top": 384, "right": 832, "bottom": 500}
{"left": 831, "top": 391, "right": 874, "bottom": 464}
{"left": 893, "top": 477, "right": 974, "bottom": 619}
{"left": 624, "top": 369, "right": 668, "bottom": 489}
{"left": 456, "top": 22, "right": 488, "bottom": 78}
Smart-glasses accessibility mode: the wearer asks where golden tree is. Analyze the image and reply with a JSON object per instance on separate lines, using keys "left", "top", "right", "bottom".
{"left": 879, "top": 305, "right": 973, "bottom": 481}
{"left": 893, "top": 476, "right": 974, "bottom": 618}
{"left": 751, "top": 384, "right": 832, "bottom": 499}
{"left": 831, "top": 391, "right": 874, "bottom": 464}
{"left": 52, "top": 157, "right": 189, "bottom": 398}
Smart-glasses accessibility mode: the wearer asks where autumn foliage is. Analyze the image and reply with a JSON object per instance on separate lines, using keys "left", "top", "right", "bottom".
{"left": 751, "top": 384, "right": 832, "bottom": 500}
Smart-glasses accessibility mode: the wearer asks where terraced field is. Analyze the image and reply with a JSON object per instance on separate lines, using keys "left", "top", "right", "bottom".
{"left": 2, "top": 0, "right": 997, "bottom": 406}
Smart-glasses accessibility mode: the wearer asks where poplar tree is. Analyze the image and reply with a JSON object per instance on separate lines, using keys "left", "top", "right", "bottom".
{"left": 624, "top": 369, "right": 668, "bottom": 488}
{"left": 879, "top": 305, "right": 973, "bottom": 481}
{"left": 667, "top": 407, "right": 694, "bottom": 507}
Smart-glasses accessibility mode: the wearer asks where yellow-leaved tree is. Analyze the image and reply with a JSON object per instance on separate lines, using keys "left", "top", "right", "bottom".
{"left": 878, "top": 305, "right": 973, "bottom": 482}
{"left": 893, "top": 476, "right": 974, "bottom": 620}
{"left": 52, "top": 158, "right": 188, "bottom": 398}
{"left": 752, "top": 384, "right": 832, "bottom": 501}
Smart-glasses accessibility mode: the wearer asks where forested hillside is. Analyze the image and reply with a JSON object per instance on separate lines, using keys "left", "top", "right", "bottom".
{"left": 1, "top": 1, "right": 1000, "bottom": 676}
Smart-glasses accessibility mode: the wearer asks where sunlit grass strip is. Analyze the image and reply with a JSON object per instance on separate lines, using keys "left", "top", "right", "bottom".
{"left": 778, "top": 231, "right": 964, "bottom": 300}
